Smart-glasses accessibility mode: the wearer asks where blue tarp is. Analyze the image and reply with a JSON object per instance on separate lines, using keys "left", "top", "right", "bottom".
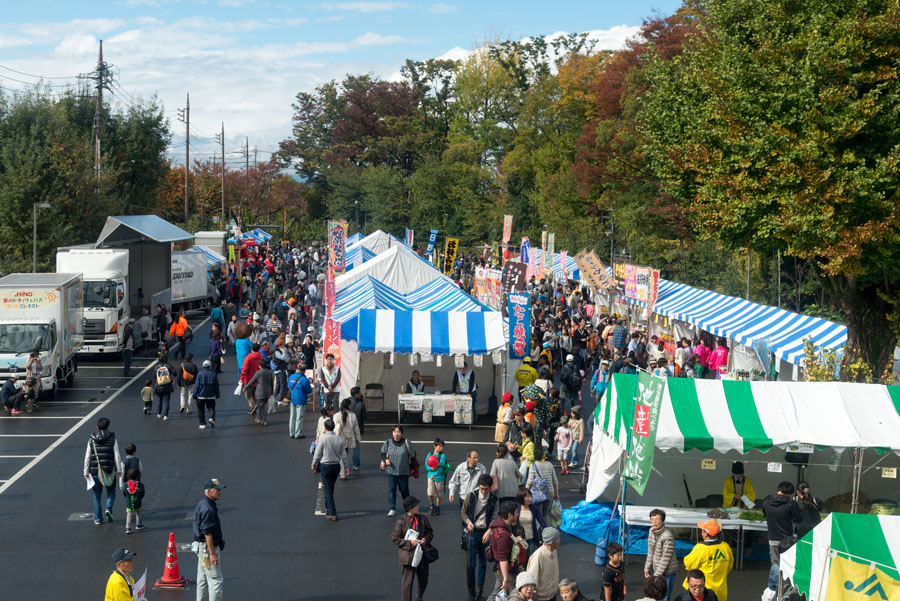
{"left": 560, "top": 501, "right": 694, "bottom": 557}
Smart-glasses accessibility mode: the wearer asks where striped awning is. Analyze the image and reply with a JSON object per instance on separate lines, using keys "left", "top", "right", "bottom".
{"left": 597, "top": 374, "right": 900, "bottom": 454}
{"left": 552, "top": 251, "right": 581, "bottom": 281}
{"left": 334, "top": 275, "right": 489, "bottom": 342}
{"left": 192, "top": 245, "right": 226, "bottom": 267}
{"left": 356, "top": 309, "right": 505, "bottom": 355}
{"left": 251, "top": 228, "right": 273, "bottom": 241}
{"left": 346, "top": 244, "right": 377, "bottom": 271}
{"left": 602, "top": 267, "right": 846, "bottom": 365}
{"left": 347, "top": 232, "right": 364, "bottom": 245}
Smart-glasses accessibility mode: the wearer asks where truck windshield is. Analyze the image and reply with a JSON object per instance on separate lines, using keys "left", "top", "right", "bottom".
{"left": 83, "top": 281, "right": 117, "bottom": 308}
{"left": 0, "top": 324, "right": 51, "bottom": 354}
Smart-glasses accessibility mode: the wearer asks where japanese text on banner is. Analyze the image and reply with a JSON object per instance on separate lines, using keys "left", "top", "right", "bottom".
{"left": 559, "top": 250, "right": 568, "bottom": 277}
{"left": 507, "top": 292, "right": 530, "bottom": 359}
{"left": 405, "top": 227, "right": 414, "bottom": 247}
{"left": 573, "top": 250, "right": 615, "bottom": 293}
{"left": 622, "top": 372, "right": 667, "bottom": 495}
{"left": 324, "top": 319, "right": 341, "bottom": 367}
{"left": 443, "top": 238, "right": 459, "bottom": 275}
{"left": 500, "top": 261, "right": 527, "bottom": 317}
{"left": 520, "top": 237, "right": 530, "bottom": 264}
{"left": 327, "top": 220, "right": 348, "bottom": 274}
{"left": 502, "top": 214, "right": 513, "bottom": 243}
{"left": 426, "top": 228, "right": 439, "bottom": 258}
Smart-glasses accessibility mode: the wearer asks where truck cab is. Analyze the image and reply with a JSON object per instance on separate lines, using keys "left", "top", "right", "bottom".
{"left": 0, "top": 318, "right": 59, "bottom": 393}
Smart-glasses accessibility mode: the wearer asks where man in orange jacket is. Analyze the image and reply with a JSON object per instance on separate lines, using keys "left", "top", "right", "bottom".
{"left": 169, "top": 312, "right": 189, "bottom": 359}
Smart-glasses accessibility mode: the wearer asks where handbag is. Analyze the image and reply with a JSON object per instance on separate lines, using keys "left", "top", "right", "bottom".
{"left": 422, "top": 544, "right": 439, "bottom": 564}
{"left": 550, "top": 499, "right": 562, "bottom": 527}
{"left": 530, "top": 465, "right": 550, "bottom": 504}
{"left": 411, "top": 541, "right": 424, "bottom": 568}
{"left": 91, "top": 440, "right": 115, "bottom": 487}
{"left": 406, "top": 440, "right": 419, "bottom": 478}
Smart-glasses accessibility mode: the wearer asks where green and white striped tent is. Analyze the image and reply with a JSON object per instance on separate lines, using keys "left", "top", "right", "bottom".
{"left": 586, "top": 375, "right": 900, "bottom": 501}
{"left": 780, "top": 513, "right": 900, "bottom": 601}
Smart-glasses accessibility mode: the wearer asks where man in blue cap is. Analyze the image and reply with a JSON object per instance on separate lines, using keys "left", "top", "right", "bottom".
{"left": 105, "top": 548, "right": 136, "bottom": 601}
{"left": 192, "top": 478, "right": 226, "bottom": 601}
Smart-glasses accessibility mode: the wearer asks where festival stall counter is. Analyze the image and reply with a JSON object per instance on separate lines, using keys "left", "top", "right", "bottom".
{"left": 397, "top": 393, "right": 473, "bottom": 425}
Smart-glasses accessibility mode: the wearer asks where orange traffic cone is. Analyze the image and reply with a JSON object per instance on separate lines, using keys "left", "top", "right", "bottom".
{"left": 154, "top": 532, "right": 189, "bottom": 589}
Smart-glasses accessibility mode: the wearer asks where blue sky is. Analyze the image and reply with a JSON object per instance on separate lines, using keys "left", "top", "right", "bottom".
{"left": 0, "top": 0, "right": 683, "bottom": 163}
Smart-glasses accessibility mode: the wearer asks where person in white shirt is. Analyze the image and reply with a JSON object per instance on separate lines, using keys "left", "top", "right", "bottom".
{"left": 451, "top": 361, "right": 477, "bottom": 406}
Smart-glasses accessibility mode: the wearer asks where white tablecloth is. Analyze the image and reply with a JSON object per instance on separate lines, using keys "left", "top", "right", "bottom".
{"left": 623, "top": 505, "right": 768, "bottom": 532}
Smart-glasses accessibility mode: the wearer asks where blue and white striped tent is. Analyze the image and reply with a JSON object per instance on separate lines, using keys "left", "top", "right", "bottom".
{"left": 347, "top": 232, "right": 365, "bottom": 245}
{"left": 345, "top": 244, "right": 377, "bottom": 271}
{"left": 191, "top": 245, "right": 226, "bottom": 269}
{"left": 551, "top": 251, "right": 580, "bottom": 281}
{"left": 356, "top": 309, "right": 504, "bottom": 355}
{"left": 603, "top": 267, "right": 847, "bottom": 365}
{"left": 251, "top": 228, "right": 273, "bottom": 241}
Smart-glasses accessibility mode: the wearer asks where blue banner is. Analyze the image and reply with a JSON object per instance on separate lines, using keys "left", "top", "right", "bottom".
{"left": 508, "top": 292, "right": 530, "bottom": 359}
{"left": 426, "top": 228, "right": 439, "bottom": 258}
{"left": 520, "top": 238, "right": 530, "bottom": 264}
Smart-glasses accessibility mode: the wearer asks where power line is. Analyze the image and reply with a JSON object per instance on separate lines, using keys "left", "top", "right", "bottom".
{"left": 0, "top": 64, "right": 79, "bottom": 80}
{"left": 0, "top": 74, "right": 78, "bottom": 88}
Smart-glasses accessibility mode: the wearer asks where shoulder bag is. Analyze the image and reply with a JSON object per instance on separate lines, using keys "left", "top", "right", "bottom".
{"left": 405, "top": 440, "right": 419, "bottom": 478}
{"left": 91, "top": 440, "right": 116, "bottom": 487}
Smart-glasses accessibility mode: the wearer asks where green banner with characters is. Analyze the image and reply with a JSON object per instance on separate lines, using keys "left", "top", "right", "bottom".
{"left": 622, "top": 372, "right": 667, "bottom": 495}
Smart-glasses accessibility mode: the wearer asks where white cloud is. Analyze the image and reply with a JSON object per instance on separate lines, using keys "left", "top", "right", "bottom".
{"left": 321, "top": 2, "right": 411, "bottom": 13}
{"left": 428, "top": 3, "right": 457, "bottom": 13}
{"left": 436, "top": 45, "right": 468, "bottom": 61}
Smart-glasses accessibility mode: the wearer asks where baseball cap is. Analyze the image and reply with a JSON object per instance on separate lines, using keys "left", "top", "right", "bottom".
{"left": 202, "top": 360, "right": 212, "bottom": 368}
{"left": 112, "top": 548, "right": 136, "bottom": 562}
{"left": 566, "top": 354, "right": 574, "bottom": 362}
{"left": 203, "top": 478, "right": 226, "bottom": 490}
{"left": 698, "top": 519, "right": 721, "bottom": 536}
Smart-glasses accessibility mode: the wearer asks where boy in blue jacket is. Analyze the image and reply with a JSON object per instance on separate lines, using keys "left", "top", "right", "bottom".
{"left": 425, "top": 438, "right": 450, "bottom": 515}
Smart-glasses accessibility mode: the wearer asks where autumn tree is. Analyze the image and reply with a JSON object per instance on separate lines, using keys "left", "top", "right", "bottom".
{"left": 639, "top": 0, "right": 900, "bottom": 376}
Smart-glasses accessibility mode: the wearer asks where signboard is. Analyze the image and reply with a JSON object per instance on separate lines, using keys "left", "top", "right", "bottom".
{"left": 573, "top": 250, "right": 615, "bottom": 293}
{"left": 507, "top": 292, "right": 530, "bottom": 359}
{"left": 0, "top": 289, "right": 59, "bottom": 310}
{"left": 649, "top": 269, "right": 661, "bottom": 309}
{"left": 502, "top": 214, "right": 513, "bottom": 243}
{"left": 323, "top": 319, "right": 341, "bottom": 367}
{"left": 327, "top": 220, "right": 348, "bottom": 274}
{"left": 425, "top": 228, "right": 439, "bottom": 259}
{"left": 443, "top": 238, "right": 459, "bottom": 275}
{"left": 500, "top": 261, "right": 527, "bottom": 317}
{"left": 622, "top": 372, "right": 667, "bottom": 495}
{"left": 622, "top": 264, "right": 652, "bottom": 303}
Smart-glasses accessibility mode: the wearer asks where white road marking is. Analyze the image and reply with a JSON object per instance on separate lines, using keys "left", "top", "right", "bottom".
{"left": 0, "top": 434, "right": 61, "bottom": 438}
{"left": 359, "top": 440, "right": 498, "bottom": 445}
{"left": 0, "top": 455, "right": 38, "bottom": 458}
{"left": 2, "top": 416, "right": 83, "bottom": 419}
{"left": 0, "top": 317, "right": 210, "bottom": 496}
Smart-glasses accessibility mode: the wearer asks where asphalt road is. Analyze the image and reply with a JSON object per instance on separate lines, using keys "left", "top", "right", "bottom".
{"left": 0, "top": 317, "right": 772, "bottom": 600}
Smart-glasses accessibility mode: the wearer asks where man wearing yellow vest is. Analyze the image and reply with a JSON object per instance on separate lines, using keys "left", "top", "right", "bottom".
{"left": 683, "top": 520, "right": 733, "bottom": 601}
{"left": 514, "top": 357, "right": 539, "bottom": 399}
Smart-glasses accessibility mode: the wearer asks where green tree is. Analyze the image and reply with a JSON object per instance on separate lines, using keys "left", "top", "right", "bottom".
{"left": 640, "top": 0, "right": 900, "bottom": 377}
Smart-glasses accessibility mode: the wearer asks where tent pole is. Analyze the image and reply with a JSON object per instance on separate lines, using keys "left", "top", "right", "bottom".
{"left": 851, "top": 448, "right": 864, "bottom": 514}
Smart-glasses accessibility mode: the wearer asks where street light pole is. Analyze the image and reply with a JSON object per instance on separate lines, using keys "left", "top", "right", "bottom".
{"left": 746, "top": 248, "right": 751, "bottom": 301}
{"left": 33, "top": 202, "right": 52, "bottom": 273}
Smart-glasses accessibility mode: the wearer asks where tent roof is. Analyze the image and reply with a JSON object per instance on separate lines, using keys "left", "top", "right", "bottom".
{"left": 602, "top": 267, "right": 846, "bottom": 366}
{"left": 345, "top": 244, "right": 377, "bottom": 271}
{"left": 597, "top": 374, "right": 900, "bottom": 454}
{"left": 336, "top": 245, "right": 451, "bottom": 294}
{"left": 346, "top": 232, "right": 365, "bottom": 245}
{"left": 347, "top": 229, "right": 403, "bottom": 255}
{"left": 780, "top": 513, "right": 900, "bottom": 601}
{"left": 97, "top": 215, "right": 192, "bottom": 246}
{"left": 356, "top": 309, "right": 504, "bottom": 355}
{"left": 192, "top": 245, "right": 226, "bottom": 267}
{"left": 334, "top": 275, "right": 489, "bottom": 342}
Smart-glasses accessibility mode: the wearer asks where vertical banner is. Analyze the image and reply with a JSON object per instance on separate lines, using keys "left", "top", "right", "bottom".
{"left": 443, "top": 238, "right": 459, "bottom": 275}
{"left": 507, "top": 292, "right": 530, "bottom": 359}
{"left": 527, "top": 248, "right": 538, "bottom": 278}
{"left": 559, "top": 250, "right": 568, "bottom": 278}
{"left": 283, "top": 208, "right": 287, "bottom": 240}
{"left": 405, "top": 227, "right": 414, "bottom": 247}
{"left": 622, "top": 372, "right": 667, "bottom": 495}
{"left": 500, "top": 261, "right": 527, "bottom": 317}
{"left": 502, "top": 214, "right": 513, "bottom": 243}
{"left": 324, "top": 279, "right": 335, "bottom": 317}
{"left": 573, "top": 250, "right": 615, "bottom": 293}
{"left": 520, "top": 237, "right": 530, "bottom": 264}
{"left": 649, "top": 268, "right": 661, "bottom": 309}
{"left": 548, "top": 233, "right": 555, "bottom": 276}
{"left": 426, "top": 228, "right": 439, "bottom": 259}
{"left": 328, "top": 220, "right": 348, "bottom": 274}
{"left": 324, "top": 318, "right": 342, "bottom": 367}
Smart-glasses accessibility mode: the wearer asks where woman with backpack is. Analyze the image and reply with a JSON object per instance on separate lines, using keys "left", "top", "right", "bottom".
{"left": 152, "top": 354, "right": 177, "bottom": 421}
{"left": 525, "top": 447, "right": 558, "bottom": 523}
{"left": 380, "top": 425, "right": 416, "bottom": 517}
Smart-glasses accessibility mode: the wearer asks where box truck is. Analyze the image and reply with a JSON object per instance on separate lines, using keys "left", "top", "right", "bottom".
{"left": 0, "top": 273, "right": 83, "bottom": 399}
{"left": 56, "top": 247, "right": 128, "bottom": 354}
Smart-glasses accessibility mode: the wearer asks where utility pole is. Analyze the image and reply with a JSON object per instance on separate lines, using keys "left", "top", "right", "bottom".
{"left": 254, "top": 146, "right": 258, "bottom": 166}
{"left": 245, "top": 137, "right": 249, "bottom": 174}
{"left": 215, "top": 123, "right": 225, "bottom": 226}
{"left": 177, "top": 93, "right": 190, "bottom": 224}
{"left": 92, "top": 40, "right": 110, "bottom": 184}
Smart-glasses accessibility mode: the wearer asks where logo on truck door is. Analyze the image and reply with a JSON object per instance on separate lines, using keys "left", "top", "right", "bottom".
{"left": 1, "top": 290, "right": 58, "bottom": 309}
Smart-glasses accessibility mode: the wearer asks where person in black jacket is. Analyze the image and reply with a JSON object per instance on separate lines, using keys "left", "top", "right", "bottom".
{"left": 793, "top": 480, "right": 823, "bottom": 538}
{"left": 152, "top": 355, "right": 177, "bottom": 421}
{"left": 461, "top": 474, "right": 498, "bottom": 601}
{"left": 82, "top": 417, "right": 123, "bottom": 525}
{"left": 178, "top": 353, "right": 199, "bottom": 414}
{"left": 193, "top": 360, "right": 220, "bottom": 429}
{"left": 761, "top": 482, "right": 802, "bottom": 564}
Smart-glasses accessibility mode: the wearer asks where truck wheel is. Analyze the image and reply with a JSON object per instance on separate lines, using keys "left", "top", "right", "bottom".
{"left": 66, "top": 368, "right": 75, "bottom": 386}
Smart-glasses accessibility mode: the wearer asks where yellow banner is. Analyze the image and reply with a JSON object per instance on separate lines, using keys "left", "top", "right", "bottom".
{"left": 443, "top": 238, "right": 459, "bottom": 275}
{"left": 827, "top": 555, "right": 900, "bottom": 601}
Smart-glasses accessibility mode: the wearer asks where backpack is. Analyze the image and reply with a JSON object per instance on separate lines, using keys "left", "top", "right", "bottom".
{"left": 156, "top": 365, "right": 171, "bottom": 386}
{"left": 566, "top": 368, "right": 583, "bottom": 392}
{"left": 530, "top": 464, "right": 550, "bottom": 504}
{"left": 182, "top": 365, "right": 195, "bottom": 383}
{"left": 485, "top": 524, "right": 512, "bottom": 564}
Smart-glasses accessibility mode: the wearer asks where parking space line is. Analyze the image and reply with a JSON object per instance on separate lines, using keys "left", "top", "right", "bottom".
{"left": 38, "top": 401, "right": 98, "bottom": 405}
{"left": 0, "top": 434, "right": 61, "bottom": 438}
{"left": 0, "top": 455, "right": 38, "bottom": 458}
{"left": 3, "top": 416, "right": 83, "bottom": 419}
{"left": 0, "top": 317, "right": 209, "bottom": 497}
{"left": 359, "top": 440, "right": 498, "bottom": 445}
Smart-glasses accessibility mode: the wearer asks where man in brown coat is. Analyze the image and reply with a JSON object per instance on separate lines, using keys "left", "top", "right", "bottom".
{"left": 391, "top": 496, "right": 434, "bottom": 601}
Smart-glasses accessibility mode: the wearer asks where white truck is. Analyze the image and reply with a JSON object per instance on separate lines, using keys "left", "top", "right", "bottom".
{"left": 57, "top": 247, "right": 215, "bottom": 354}
{"left": 56, "top": 247, "right": 128, "bottom": 354}
{"left": 0, "top": 273, "right": 83, "bottom": 400}
{"left": 193, "top": 231, "right": 228, "bottom": 257}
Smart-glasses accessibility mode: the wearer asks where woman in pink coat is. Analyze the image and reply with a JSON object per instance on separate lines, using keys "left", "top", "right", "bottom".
{"left": 707, "top": 339, "right": 729, "bottom": 378}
